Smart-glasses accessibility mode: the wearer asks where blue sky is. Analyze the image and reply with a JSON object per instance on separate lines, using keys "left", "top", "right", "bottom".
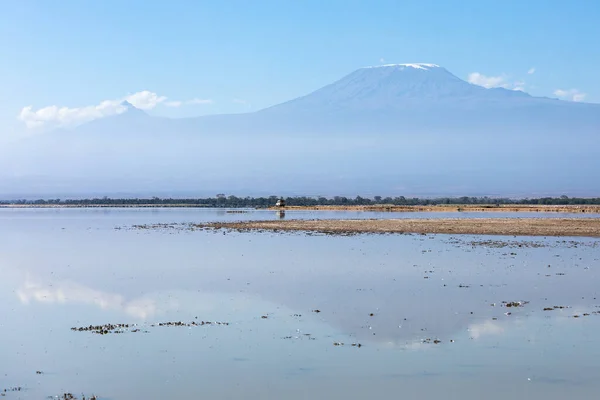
{"left": 1, "top": 0, "right": 599, "bottom": 135}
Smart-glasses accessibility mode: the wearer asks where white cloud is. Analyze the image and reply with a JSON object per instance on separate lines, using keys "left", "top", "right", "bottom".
{"left": 18, "top": 91, "right": 213, "bottom": 129}
{"left": 143, "top": 97, "right": 212, "bottom": 108}
{"left": 16, "top": 278, "right": 160, "bottom": 319}
{"left": 554, "top": 88, "right": 587, "bottom": 102}
{"left": 233, "top": 98, "right": 248, "bottom": 105}
{"left": 380, "top": 57, "right": 385, "bottom": 63}
{"left": 468, "top": 72, "right": 510, "bottom": 89}
{"left": 19, "top": 102, "right": 128, "bottom": 129}
{"left": 527, "top": 67, "right": 536, "bottom": 75}
{"left": 513, "top": 80, "right": 526, "bottom": 92}
{"left": 468, "top": 72, "right": 529, "bottom": 91}
{"left": 125, "top": 90, "right": 167, "bottom": 110}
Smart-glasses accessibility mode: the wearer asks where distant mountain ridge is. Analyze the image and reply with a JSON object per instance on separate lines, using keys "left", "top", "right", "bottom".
{"left": 75, "top": 62, "right": 599, "bottom": 134}
{"left": 176, "top": 62, "right": 597, "bottom": 135}
{"left": 2, "top": 63, "right": 600, "bottom": 197}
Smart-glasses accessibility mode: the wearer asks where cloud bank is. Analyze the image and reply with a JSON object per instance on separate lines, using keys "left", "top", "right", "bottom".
{"left": 468, "top": 72, "right": 509, "bottom": 89}
{"left": 18, "top": 91, "right": 213, "bottom": 129}
{"left": 166, "top": 98, "right": 214, "bottom": 107}
{"left": 468, "top": 72, "right": 527, "bottom": 92}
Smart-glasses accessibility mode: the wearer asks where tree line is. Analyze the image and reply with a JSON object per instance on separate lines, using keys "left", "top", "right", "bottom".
{"left": 2, "top": 195, "right": 600, "bottom": 207}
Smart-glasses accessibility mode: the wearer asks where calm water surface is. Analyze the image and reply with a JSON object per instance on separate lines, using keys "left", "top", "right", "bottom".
{"left": 1, "top": 209, "right": 599, "bottom": 399}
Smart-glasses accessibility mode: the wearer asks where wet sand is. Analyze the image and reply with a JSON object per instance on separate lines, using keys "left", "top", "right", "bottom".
{"left": 193, "top": 217, "right": 600, "bottom": 237}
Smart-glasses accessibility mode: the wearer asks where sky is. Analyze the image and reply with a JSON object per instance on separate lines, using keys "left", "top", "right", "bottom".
{"left": 1, "top": 0, "right": 599, "bottom": 138}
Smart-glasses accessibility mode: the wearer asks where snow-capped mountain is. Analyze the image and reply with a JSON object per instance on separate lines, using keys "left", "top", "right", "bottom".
{"left": 263, "top": 63, "right": 530, "bottom": 113}
{"left": 2, "top": 63, "right": 600, "bottom": 197}
{"left": 50, "top": 62, "right": 600, "bottom": 135}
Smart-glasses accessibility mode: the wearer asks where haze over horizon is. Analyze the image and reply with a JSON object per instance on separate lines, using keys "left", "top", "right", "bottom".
{"left": 1, "top": 1, "right": 599, "bottom": 198}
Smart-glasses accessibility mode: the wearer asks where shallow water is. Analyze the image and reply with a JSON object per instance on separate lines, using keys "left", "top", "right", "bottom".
{"left": 1, "top": 209, "right": 599, "bottom": 399}
{"left": 1, "top": 206, "right": 599, "bottom": 224}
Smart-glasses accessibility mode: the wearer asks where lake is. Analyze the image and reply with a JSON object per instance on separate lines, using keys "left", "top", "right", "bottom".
{"left": 1, "top": 208, "right": 599, "bottom": 399}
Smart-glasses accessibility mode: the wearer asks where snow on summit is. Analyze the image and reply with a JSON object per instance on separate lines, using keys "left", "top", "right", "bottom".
{"left": 366, "top": 63, "right": 441, "bottom": 70}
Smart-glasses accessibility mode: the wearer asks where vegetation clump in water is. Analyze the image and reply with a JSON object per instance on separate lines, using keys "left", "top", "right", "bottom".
{"left": 71, "top": 320, "right": 229, "bottom": 335}
{"left": 503, "top": 301, "right": 529, "bottom": 308}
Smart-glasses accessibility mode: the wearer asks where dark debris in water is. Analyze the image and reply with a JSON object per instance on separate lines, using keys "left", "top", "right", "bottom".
{"left": 333, "top": 342, "right": 362, "bottom": 347}
{"left": 503, "top": 301, "right": 529, "bottom": 308}
{"left": 447, "top": 237, "right": 599, "bottom": 249}
{"left": 2, "top": 387, "right": 23, "bottom": 396}
{"left": 71, "top": 320, "right": 229, "bottom": 335}
{"left": 573, "top": 313, "right": 597, "bottom": 318}
{"left": 449, "top": 239, "right": 546, "bottom": 249}
{"left": 47, "top": 393, "right": 97, "bottom": 400}
{"left": 543, "top": 305, "right": 571, "bottom": 311}
{"left": 282, "top": 333, "right": 316, "bottom": 341}
{"left": 421, "top": 338, "right": 443, "bottom": 344}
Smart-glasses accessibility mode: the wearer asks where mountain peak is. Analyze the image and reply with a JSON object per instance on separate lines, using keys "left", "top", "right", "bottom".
{"left": 262, "top": 62, "right": 481, "bottom": 113}
{"left": 120, "top": 100, "right": 136, "bottom": 109}
{"left": 365, "top": 63, "right": 441, "bottom": 70}
{"left": 117, "top": 100, "right": 147, "bottom": 117}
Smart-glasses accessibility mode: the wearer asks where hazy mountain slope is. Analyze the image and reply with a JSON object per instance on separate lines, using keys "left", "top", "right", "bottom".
{"left": 255, "top": 64, "right": 599, "bottom": 134}
{"left": 262, "top": 64, "right": 530, "bottom": 111}
{"left": 2, "top": 63, "right": 599, "bottom": 198}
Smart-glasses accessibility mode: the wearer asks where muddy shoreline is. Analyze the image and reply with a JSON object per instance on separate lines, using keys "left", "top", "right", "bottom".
{"left": 269, "top": 205, "right": 600, "bottom": 213}
{"left": 185, "top": 218, "right": 600, "bottom": 237}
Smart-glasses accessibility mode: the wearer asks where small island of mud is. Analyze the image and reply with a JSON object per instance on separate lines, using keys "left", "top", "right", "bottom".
{"left": 175, "top": 218, "right": 600, "bottom": 237}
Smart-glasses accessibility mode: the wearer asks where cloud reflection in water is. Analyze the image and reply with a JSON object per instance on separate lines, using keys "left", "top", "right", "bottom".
{"left": 16, "top": 278, "right": 161, "bottom": 319}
